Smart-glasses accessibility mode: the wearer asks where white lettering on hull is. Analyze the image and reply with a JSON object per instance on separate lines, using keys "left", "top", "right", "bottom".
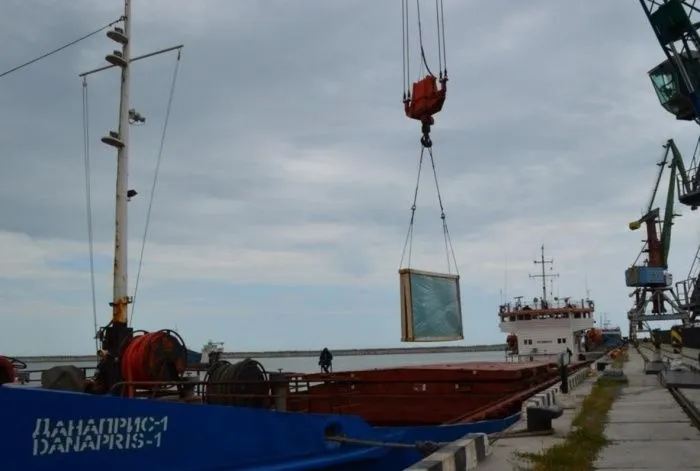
{"left": 32, "top": 416, "right": 168, "bottom": 456}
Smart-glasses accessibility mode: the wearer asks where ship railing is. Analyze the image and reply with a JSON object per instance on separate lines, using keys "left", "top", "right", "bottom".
{"left": 100, "top": 372, "right": 565, "bottom": 412}
{"left": 499, "top": 298, "right": 594, "bottom": 314}
{"left": 16, "top": 362, "right": 237, "bottom": 386}
{"left": 17, "top": 368, "right": 590, "bottom": 420}
{"left": 17, "top": 367, "right": 97, "bottom": 385}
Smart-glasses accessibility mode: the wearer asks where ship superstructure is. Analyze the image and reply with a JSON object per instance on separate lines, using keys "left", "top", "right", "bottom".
{"left": 499, "top": 246, "right": 596, "bottom": 362}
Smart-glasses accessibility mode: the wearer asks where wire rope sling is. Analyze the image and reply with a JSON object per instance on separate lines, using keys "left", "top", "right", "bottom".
{"left": 399, "top": 0, "right": 462, "bottom": 343}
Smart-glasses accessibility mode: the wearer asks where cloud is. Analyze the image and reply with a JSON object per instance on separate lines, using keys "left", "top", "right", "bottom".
{"left": 2, "top": 1, "right": 700, "bottom": 356}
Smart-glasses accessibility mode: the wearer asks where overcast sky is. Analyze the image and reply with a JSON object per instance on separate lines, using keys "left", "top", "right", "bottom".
{"left": 2, "top": 1, "right": 700, "bottom": 356}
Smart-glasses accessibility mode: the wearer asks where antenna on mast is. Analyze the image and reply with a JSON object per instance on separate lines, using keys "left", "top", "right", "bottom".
{"left": 529, "top": 245, "right": 559, "bottom": 303}
{"left": 504, "top": 258, "right": 509, "bottom": 302}
{"left": 585, "top": 272, "right": 591, "bottom": 300}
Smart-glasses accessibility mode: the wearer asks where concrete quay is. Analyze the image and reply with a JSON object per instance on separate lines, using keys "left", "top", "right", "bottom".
{"left": 406, "top": 363, "right": 595, "bottom": 470}
{"left": 594, "top": 348, "right": 700, "bottom": 470}
{"left": 474, "top": 365, "right": 596, "bottom": 471}
{"left": 408, "top": 348, "right": 700, "bottom": 470}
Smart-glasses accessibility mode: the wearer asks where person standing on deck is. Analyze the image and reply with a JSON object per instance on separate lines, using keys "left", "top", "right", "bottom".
{"left": 319, "top": 348, "right": 333, "bottom": 374}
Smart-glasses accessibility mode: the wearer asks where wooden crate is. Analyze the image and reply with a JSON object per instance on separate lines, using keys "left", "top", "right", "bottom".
{"left": 399, "top": 268, "right": 463, "bottom": 342}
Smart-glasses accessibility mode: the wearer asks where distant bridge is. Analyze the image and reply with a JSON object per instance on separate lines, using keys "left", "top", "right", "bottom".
{"left": 18, "top": 343, "right": 506, "bottom": 363}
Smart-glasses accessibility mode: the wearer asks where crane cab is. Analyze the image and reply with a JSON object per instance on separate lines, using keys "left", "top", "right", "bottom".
{"left": 648, "top": 54, "right": 700, "bottom": 121}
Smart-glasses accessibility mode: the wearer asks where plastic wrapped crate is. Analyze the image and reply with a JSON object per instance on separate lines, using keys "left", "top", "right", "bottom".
{"left": 399, "top": 268, "right": 463, "bottom": 342}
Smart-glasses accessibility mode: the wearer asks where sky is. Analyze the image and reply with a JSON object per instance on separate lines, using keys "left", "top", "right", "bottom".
{"left": 2, "top": 1, "right": 700, "bottom": 355}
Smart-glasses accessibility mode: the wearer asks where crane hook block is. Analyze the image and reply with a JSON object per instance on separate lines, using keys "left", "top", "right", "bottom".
{"left": 404, "top": 74, "right": 447, "bottom": 122}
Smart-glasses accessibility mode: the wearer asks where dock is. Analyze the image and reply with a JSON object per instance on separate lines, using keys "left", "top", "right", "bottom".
{"left": 406, "top": 362, "right": 594, "bottom": 470}
{"left": 594, "top": 348, "right": 700, "bottom": 469}
{"left": 407, "top": 346, "right": 700, "bottom": 470}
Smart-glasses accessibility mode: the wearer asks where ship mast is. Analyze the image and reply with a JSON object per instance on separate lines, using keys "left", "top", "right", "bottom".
{"left": 79, "top": 0, "right": 183, "bottom": 392}
{"left": 529, "top": 245, "right": 559, "bottom": 305}
{"left": 107, "top": 0, "right": 132, "bottom": 326}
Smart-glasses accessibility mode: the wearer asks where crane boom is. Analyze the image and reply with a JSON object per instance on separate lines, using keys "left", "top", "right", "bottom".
{"left": 628, "top": 140, "right": 684, "bottom": 269}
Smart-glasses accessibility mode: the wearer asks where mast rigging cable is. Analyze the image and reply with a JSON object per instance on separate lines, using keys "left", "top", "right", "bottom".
{"left": 0, "top": 17, "right": 124, "bottom": 79}
{"left": 81, "top": 49, "right": 182, "bottom": 332}
{"left": 131, "top": 50, "right": 182, "bottom": 325}
{"left": 81, "top": 78, "right": 99, "bottom": 352}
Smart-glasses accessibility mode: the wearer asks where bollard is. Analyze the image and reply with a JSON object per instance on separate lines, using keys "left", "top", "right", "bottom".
{"left": 269, "top": 372, "right": 289, "bottom": 412}
{"left": 526, "top": 406, "right": 563, "bottom": 432}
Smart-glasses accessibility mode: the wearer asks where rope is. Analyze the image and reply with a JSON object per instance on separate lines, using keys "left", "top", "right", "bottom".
{"left": 0, "top": 17, "right": 124, "bottom": 79}
{"left": 326, "top": 429, "right": 554, "bottom": 456}
{"left": 399, "top": 145, "right": 458, "bottom": 274}
{"left": 427, "top": 146, "right": 458, "bottom": 274}
{"left": 81, "top": 77, "right": 99, "bottom": 352}
{"left": 399, "top": 146, "right": 425, "bottom": 269}
{"left": 130, "top": 50, "right": 182, "bottom": 325}
{"left": 204, "top": 359, "right": 270, "bottom": 407}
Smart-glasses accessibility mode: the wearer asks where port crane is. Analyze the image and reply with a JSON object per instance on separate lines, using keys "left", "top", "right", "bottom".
{"left": 636, "top": 0, "right": 700, "bottom": 330}
{"left": 625, "top": 140, "right": 690, "bottom": 340}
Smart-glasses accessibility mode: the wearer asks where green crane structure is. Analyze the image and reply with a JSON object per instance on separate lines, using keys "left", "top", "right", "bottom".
{"left": 633, "top": 0, "right": 700, "bottom": 337}
{"left": 626, "top": 140, "right": 691, "bottom": 340}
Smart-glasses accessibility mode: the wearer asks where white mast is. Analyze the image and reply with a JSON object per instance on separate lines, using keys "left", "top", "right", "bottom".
{"left": 79, "top": 0, "right": 182, "bottom": 336}
{"left": 101, "top": 0, "right": 132, "bottom": 326}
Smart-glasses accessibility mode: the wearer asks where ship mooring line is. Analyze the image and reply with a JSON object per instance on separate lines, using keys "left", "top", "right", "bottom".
{"left": 326, "top": 429, "right": 555, "bottom": 455}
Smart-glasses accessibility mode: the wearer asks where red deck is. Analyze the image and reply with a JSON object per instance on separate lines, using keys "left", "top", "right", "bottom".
{"left": 397, "top": 361, "right": 552, "bottom": 370}
{"left": 285, "top": 361, "right": 586, "bottom": 426}
{"left": 298, "top": 361, "right": 555, "bottom": 382}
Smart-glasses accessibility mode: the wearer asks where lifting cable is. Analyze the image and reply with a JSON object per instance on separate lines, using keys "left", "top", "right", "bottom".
{"left": 401, "top": 0, "right": 447, "bottom": 101}
{"left": 130, "top": 50, "right": 182, "bottom": 325}
{"left": 399, "top": 145, "right": 459, "bottom": 275}
{"left": 81, "top": 77, "right": 99, "bottom": 351}
{"left": 399, "top": 1, "right": 456, "bottom": 274}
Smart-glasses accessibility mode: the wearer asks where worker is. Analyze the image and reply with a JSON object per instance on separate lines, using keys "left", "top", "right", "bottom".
{"left": 558, "top": 350, "right": 569, "bottom": 394}
{"left": 319, "top": 347, "right": 333, "bottom": 374}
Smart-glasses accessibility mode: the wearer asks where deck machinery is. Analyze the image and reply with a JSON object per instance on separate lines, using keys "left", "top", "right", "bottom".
{"left": 629, "top": 0, "right": 700, "bottom": 341}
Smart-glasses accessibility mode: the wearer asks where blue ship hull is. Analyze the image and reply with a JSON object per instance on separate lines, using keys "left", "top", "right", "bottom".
{"left": 1, "top": 385, "right": 517, "bottom": 470}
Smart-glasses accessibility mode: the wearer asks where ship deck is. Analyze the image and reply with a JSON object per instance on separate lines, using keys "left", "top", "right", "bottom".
{"left": 398, "top": 361, "right": 553, "bottom": 371}
{"left": 291, "top": 360, "right": 566, "bottom": 383}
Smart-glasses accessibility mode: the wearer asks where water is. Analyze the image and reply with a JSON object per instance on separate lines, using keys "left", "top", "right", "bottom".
{"left": 23, "top": 350, "right": 506, "bottom": 381}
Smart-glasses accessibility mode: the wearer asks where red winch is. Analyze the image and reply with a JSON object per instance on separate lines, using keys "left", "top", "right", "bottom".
{"left": 120, "top": 330, "right": 187, "bottom": 387}
{"left": 0, "top": 356, "right": 18, "bottom": 384}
